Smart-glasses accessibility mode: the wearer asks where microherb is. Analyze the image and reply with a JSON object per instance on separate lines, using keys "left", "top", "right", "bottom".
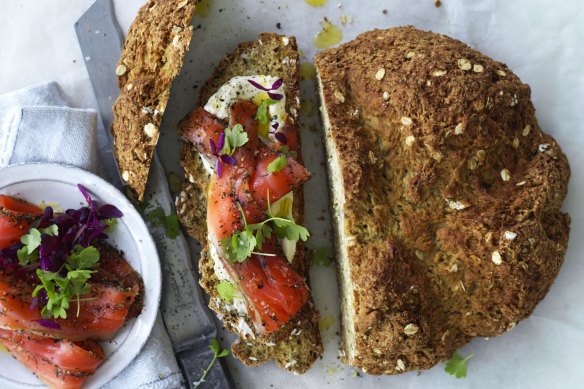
{"left": 313, "top": 247, "right": 333, "bottom": 266}
{"left": 210, "top": 125, "right": 248, "bottom": 178}
{"left": 247, "top": 78, "right": 284, "bottom": 100}
{"left": 32, "top": 245, "right": 100, "bottom": 320}
{"left": 217, "top": 280, "right": 241, "bottom": 303}
{"left": 256, "top": 98, "right": 277, "bottom": 125}
{"left": 146, "top": 207, "right": 180, "bottom": 239}
{"left": 444, "top": 351, "right": 473, "bottom": 378}
{"left": 193, "top": 338, "right": 229, "bottom": 388}
{"left": 268, "top": 155, "right": 288, "bottom": 173}
{"left": 221, "top": 203, "right": 257, "bottom": 263}
{"left": 221, "top": 196, "right": 310, "bottom": 263}
{"left": 222, "top": 124, "right": 249, "bottom": 156}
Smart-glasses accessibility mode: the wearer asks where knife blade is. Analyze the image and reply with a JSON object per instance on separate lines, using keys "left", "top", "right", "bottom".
{"left": 75, "top": 1, "right": 232, "bottom": 388}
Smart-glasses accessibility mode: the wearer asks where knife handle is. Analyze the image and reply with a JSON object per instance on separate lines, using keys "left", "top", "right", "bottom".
{"left": 177, "top": 344, "right": 233, "bottom": 389}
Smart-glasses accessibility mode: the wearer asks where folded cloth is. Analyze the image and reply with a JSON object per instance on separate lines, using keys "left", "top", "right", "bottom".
{"left": 0, "top": 81, "right": 184, "bottom": 389}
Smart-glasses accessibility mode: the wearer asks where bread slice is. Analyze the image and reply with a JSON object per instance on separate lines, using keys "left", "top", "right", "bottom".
{"left": 315, "top": 27, "right": 570, "bottom": 374}
{"left": 176, "top": 33, "right": 323, "bottom": 374}
{"left": 112, "top": 0, "right": 196, "bottom": 200}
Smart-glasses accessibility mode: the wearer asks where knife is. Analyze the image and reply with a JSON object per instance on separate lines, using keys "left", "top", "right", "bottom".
{"left": 74, "top": 1, "right": 232, "bottom": 388}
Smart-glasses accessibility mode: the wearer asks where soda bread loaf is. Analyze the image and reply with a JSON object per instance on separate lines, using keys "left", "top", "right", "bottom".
{"left": 112, "top": 0, "right": 196, "bottom": 200}
{"left": 315, "top": 26, "right": 570, "bottom": 374}
{"left": 176, "top": 33, "right": 323, "bottom": 374}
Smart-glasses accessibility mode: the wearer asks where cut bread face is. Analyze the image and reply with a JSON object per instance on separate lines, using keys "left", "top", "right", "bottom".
{"left": 112, "top": 0, "right": 196, "bottom": 200}
{"left": 315, "top": 27, "right": 570, "bottom": 374}
{"left": 176, "top": 33, "right": 323, "bottom": 374}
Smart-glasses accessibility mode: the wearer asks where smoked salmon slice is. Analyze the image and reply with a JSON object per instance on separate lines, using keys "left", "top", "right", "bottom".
{"left": 0, "top": 244, "right": 142, "bottom": 341}
{"left": 0, "top": 328, "right": 104, "bottom": 389}
{"left": 181, "top": 100, "right": 311, "bottom": 333}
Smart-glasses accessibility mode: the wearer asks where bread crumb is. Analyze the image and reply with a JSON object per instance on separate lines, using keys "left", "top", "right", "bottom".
{"left": 404, "top": 324, "right": 419, "bottom": 335}
{"left": 434, "top": 0, "right": 442, "bottom": 7}
{"left": 405, "top": 135, "right": 415, "bottom": 147}
{"left": 400, "top": 116, "right": 413, "bottom": 126}
{"left": 115, "top": 64, "right": 127, "bottom": 76}
{"left": 144, "top": 123, "right": 157, "bottom": 138}
{"left": 375, "top": 68, "right": 386, "bottom": 80}
{"left": 492, "top": 250, "right": 503, "bottom": 265}
{"left": 457, "top": 58, "right": 472, "bottom": 71}
{"left": 454, "top": 123, "right": 464, "bottom": 135}
{"left": 473, "top": 64, "right": 484, "bottom": 73}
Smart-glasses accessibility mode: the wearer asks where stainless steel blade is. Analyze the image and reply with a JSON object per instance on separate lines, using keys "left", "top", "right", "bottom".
{"left": 75, "top": 1, "right": 232, "bottom": 387}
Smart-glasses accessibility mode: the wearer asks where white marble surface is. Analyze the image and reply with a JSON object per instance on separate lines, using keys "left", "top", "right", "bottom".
{"left": 1, "top": 1, "right": 584, "bottom": 388}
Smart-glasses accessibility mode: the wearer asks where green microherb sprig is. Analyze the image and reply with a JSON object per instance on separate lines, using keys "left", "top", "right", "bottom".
{"left": 221, "top": 195, "right": 310, "bottom": 263}
{"left": 216, "top": 280, "right": 241, "bottom": 303}
{"left": 268, "top": 155, "right": 288, "bottom": 173}
{"left": 256, "top": 98, "right": 278, "bottom": 125}
{"left": 312, "top": 247, "right": 333, "bottom": 266}
{"left": 444, "top": 351, "right": 473, "bottom": 379}
{"left": 32, "top": 245, "right": 100, "bottom": 319}
{"left": 221, "top": 124, "right": 248, "bottom": 156}
{"left": 146, "top": 207, "right": 180, "bottom": 239}
{"left": 193, "top": 338, "right": 229, "bottom": 388}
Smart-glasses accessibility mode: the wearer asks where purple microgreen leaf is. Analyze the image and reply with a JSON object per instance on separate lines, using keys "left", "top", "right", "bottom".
{"left": 268, "top": 92, "right": 283, "bottom": 101}
{"left": 220, "top": 155, "right": 237, "bottom": 165}
{"left": 271, "top": 78, "right": 283, "bottom": 90}
{"left": 272, "top": 122, "right": 280, "bottom": 130}
{"left": 274, "top": 132, "right": 288, "bottom": 144}
{"left": 34, "top": 318, "right": 61, "bottom": 329}
{"left": 247, "top": 79, "right": 269, "bottom": 91}
{"left": 218, "top": 132, "right": 226, "bottom": 151}
{"left": 216, "top": 160, "right": 223, "bottom": 179}
{"left": 77, "top": 184, "right": 92, "bottom": 207}
{"left": 210, "top": 139, "right": 218, "bottom": 156}
{"left": 98, "top": 204, "right": 123, "bottom": 219}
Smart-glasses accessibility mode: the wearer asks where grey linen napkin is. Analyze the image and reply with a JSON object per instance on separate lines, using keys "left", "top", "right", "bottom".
{"left": 0, "top": 81, "right": 184, "bottom": 389}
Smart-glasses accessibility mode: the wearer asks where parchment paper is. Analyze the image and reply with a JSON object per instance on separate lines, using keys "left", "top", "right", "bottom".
{"left": 2, "top": 0, "right": 583, "bottom": 388}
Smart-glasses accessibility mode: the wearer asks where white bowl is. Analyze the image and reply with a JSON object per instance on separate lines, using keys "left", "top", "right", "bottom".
{"left": 0, "top": 163, "right": 161, "bottom": 389}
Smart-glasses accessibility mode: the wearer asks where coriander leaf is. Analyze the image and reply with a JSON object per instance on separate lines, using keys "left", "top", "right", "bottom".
{"left": 217, "top": 281, "right": 241, "bottom": 303}
{"left": 20, "top": 228, "right": 42, "bottom": 254}
{"left": 271, "top": 218, "right": 310, "bottom": 241}
{"left": 146, "top": 207, "right": 165, "bottom": 223}
{"left": 103, "top": 218, "right": 118, "bottom": 233}
{"left": 313, "top": 247, "right": 333, "bottom": 266}
{"left": 254, "top": 223, "right": 272, "bottom": 250}
{"left": 444, "top": 352, "right": 473, "bottom": 379}
{"left": 195, "top": 339, "right": 229, "bottom": 388}
{"left": 256, "top": 99, "right": 277, "bottom": 125}
{"left": 67, "top": 245, "right": 100, "bottom": 270}
{"left": 146, "top": 207, "right": 180, "bottom": 239}
{"left": 222, "top": 124, "right": 249, "bottom": 156}
{"left": 17, "top": 247, "right": 39, "bottom": 266}
{"left": 164, "top": 214, "right": 180, "bottom": 239}
{"left": 221, "top": 229, "right": 256, "bottom": 263}
{"left": 39, "top": 224, "right": 59, "bottom": 236}
{"left": 267, "top": 155, "right": 288, "bottom": 173}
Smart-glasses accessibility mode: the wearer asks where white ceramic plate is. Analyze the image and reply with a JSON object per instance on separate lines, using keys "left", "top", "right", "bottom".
{"left": 0, "top": 163, "right": 161, "bottom": 389}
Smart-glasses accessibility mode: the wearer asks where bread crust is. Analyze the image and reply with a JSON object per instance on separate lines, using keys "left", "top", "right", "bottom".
{"left": 112, "top": 0, "right": 196, "bottom": 200}
{"left": 315, "top": 27, "right": 570, "bottom": 374}
{"left": 176, "top": 33, "right": 323, "bottom": 374}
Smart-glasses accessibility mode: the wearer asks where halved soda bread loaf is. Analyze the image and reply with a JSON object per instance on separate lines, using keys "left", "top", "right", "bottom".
{"left": 176, "top": 33, "right": 323, "bottom": 374}
{"left": 315, "top": 27, "right": 570, "bottom": 374}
